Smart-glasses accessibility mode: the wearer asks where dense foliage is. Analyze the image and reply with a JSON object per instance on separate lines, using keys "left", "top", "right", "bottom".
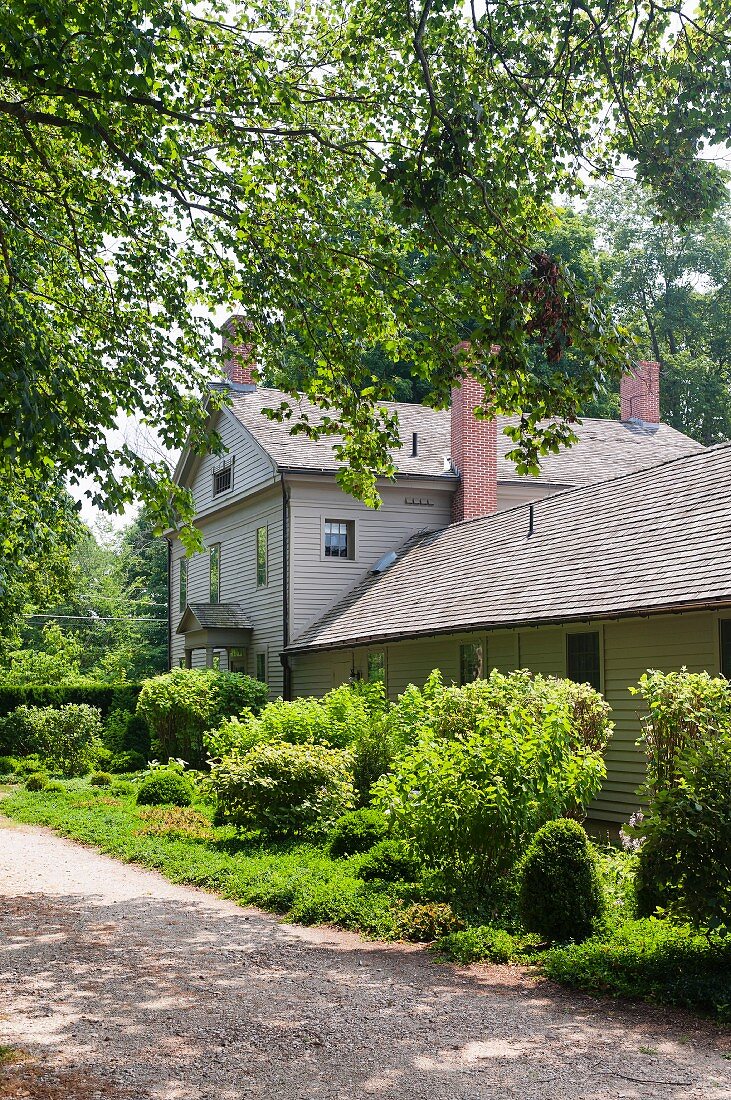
{"left": 374, "top": 672, "right": 611, "bottom": 887}
{"left": 518, "top": 819, "right": 604, "bottom": 943}
{"left": 0, "top": 680, "right": 142, "bottom": 721}
{"left": 0, "top": 703, "right": 103, "bottom": 776}
{"left": 210, "top": 740, "right": 355, "bottom": 838}
{"left": 328, "top": 808, "right": 389, "bottom": 859}
{"left": 137, "top": 669, "right": 268, "bottom": 766}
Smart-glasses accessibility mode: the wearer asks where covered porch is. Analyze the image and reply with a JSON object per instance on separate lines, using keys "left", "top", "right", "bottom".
{"left": 176, "top": 603, "right": 253, "bottom": 670}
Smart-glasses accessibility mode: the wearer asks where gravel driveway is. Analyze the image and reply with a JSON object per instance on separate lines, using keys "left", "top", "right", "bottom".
{"left": 0, "top": 815, "right": 729, "bottom": 1100}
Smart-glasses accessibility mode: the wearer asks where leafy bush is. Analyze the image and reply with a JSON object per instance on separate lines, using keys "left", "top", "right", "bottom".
{"left": 25, "top": 772, "right": 48, "bottom": 791}
{"left": 352, "top": 723, "right": 396, "bottom": 806}
{"left": 3, "top": 704, "right": 104, "bottom": 777}
{"left": 328, "top": 807, "right": 388, "bottom": 858}
{"left": 89, "top": 771, "right": 113, "bottom": 787}
{"left": 542, "top": 918, "right": 731, "bottom": 1021}
{"left": 136, "top": 769, "right": 193, "bottom": 807}
{"left": 394, "top": 901, "right": 464, "bottom": 942}
{"left": 137, "top": 670, "right": 268, "bottom": 766}
{"left": 632, "top": 668, "right": 731, "bottom": 794}
{"left": 518, "top": 819, "right": 604, "bottom": 942}
{"left": 433, "top": 925, "right": 536, "bottom": 964}
{"left": 374, "top": 670, "right": 611, "bottom": 890}
{"left": 205, "top": 684, "right": 377, "bottom": 762}
{"left": 44, "top": 781, "right": 65, "bottom": 793}
{"left": 110, "top": 750, "right": 147, "bottom": 774}
{"left": 104, "top": 708, "right": 150, "bottom": 757}
{"left": 12, "top": 754, "right": 44, "bottom": 777}
{"left": 358, "top": 838, "right": 420, "bottom": 882}
{"left": 93, "top": 745, "right": 113, "bottom": 770}
{"left": 636, "top": 732, "right": 731, "bottom": 931}
{"left": 210, "top": 740, "right": 354, "bottom": 837}
{"left": 0, "top": 755, "right": 17, "bottom": 775}
{"left": 111, "top": 780, "right": 134, "bottom": 797}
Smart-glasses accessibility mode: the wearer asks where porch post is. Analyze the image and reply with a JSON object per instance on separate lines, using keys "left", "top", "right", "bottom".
{"left": 205, "top": 647, "right": 215, "bottom": 669}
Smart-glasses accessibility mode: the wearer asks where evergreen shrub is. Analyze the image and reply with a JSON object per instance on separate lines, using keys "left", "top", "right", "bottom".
{"left": 518, "top": 819, "right": 604, "bottom": 942}
{"left": 358, "top": 838, "right": 420, "bottom": 882}
{"left": 136, "top": 768, "right": 193, "bottom": 807}
{"left": 89, "top": 771, "right": 113, "bottom": 787}
{"left": 25, "top": 772, "right": 48, "bottom": 791}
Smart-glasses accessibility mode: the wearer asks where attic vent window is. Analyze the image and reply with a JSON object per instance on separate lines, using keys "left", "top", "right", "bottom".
{"left": 213, "top": 463, "right": 233, "bottom": 497}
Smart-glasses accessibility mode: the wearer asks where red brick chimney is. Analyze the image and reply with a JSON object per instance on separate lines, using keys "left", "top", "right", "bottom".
{"left": 621, "top": 360, "right": 660, "bottom": 423}
{"left": 221, "top": 314, "right": 256, "bottom": 385}
{"left": 450, "top": 375, "right": 498, "bottom": 523}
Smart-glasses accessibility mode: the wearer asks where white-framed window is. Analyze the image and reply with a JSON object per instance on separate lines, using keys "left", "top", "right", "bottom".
{"left": 209, "top": 543, "right": 221, "bottom": 603}
{"left": 323, "top": 519, "right": 355, "bottom": 560}
{"left": 179, "top": 557, "right": 188, "bottom": 613}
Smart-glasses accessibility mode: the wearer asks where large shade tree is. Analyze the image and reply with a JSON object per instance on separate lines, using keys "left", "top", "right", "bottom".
{"left": 1, "top": 0, "right": 730, "bottom": 540}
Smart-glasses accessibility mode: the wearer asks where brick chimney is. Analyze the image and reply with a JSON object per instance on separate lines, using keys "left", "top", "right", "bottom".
{"left": 221, "top": 314, "right": 256, "bottom": 385}
{"left": 450, "top": 375, "right": 498, "bottom": 523}
{"left": 621, "top": 360, "right": 660, "bottom": 423}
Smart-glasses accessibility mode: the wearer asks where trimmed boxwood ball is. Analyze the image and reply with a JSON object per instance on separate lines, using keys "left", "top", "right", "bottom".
{"left": 89, "top": 771, "right": 113, "bottom": 787}
{"left": 358, "top": 838, "right": 421, "bottom": 882}
{"left": 518, "top": 819, "right": 604, "bottom": 943}
{"left": 136, "top": 769, "right": 193, "bottom": 807}
{"left": 328, "top": 807, "right": 388, "bottom": 858}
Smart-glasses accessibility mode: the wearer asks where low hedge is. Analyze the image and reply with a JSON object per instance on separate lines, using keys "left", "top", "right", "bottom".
{"left": 0, "top": 681, "right": 143, "bottom": 722}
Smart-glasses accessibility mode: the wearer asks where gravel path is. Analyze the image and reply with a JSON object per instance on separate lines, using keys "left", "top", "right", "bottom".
{"left": 0, "top": 816, "right": 729, "bottom": 1100}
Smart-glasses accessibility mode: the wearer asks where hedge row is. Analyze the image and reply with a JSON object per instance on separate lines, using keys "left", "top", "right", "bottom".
{"left": 0, "top": 681, "right": 143, "bottom": 719}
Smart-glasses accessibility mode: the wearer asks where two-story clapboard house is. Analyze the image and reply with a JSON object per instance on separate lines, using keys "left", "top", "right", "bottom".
{"left": 169, "top": 316, "right": 731, "bottom": 822}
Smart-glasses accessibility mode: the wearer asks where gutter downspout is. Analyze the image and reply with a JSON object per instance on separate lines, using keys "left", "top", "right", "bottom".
{"left": 280, "top": 478, "right": 292, "bottom": 700}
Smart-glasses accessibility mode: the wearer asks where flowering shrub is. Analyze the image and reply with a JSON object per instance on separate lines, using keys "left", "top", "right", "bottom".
{"left": 374, "top": 671, "right": 611, "bottom": 888}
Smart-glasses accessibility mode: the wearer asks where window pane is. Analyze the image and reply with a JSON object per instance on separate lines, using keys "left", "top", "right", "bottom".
{"left": 460, "top": 643, "right": 483, "bottom": 686}
{"left": 324, "top": 520, "right": 351, "bottom": 559}
{"left": 367, "top": 651, "right": 385, "bottom": 684}
{"left": 566, "top": 632, "right": 601, "bottom": 691}
{"left": 213, "top": 465, "right": 232, "bottom": 496}
{"left": 256, "top": 526, "right": 268, "bottom": 587}
{"left": 179, "top": 558, "right": 188, "bottom": 613}
{"left": 210, "top": 544, "right": 221, "bottom": 603}
{"left": 721, "top": 620, "right": 731, "bottom": 679}
{"left": 256, "top": 652, "right": 266, "bottom": 683}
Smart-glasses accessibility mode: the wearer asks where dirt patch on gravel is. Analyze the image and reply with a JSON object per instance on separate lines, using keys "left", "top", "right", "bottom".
{"left": 0, "top": 817, "right": 729, "bottom": 1100}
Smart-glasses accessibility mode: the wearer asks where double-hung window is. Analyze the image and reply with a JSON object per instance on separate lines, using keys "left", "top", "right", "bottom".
{"left": 721, "top": 620, "right": 731, "bottom": 678}
{"left": 367, "top": 651, "right": 385, "bottom": 684}
{"left": 324, "top": 520, "right": 354, "bottom": 559}
{"left": 460, "top": 642, "right": 483, "bottom": 686}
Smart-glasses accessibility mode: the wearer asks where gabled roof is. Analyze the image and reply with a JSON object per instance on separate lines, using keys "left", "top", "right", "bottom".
{"left": 177, "top": 603, "right": 253, "bottom": 634}
{"left": 287, "top": 443, "right": 731, "bottom": 653}
{"left": 228, "top": 386, "right": 701, "bottom": 486}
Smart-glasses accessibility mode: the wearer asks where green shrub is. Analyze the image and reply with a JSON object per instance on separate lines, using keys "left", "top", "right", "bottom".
{"left": 104, "top": 708, "right": 151, "bottom": 757}
{"left": 210, "top": 740, "right": 354, "bottom": 837}
{"left": 542, "top": 918, "right": 731, "bottom": 1022}
{"left": 93, "top": 745, "right": 113, "bottom": 770}
{"left": 374, "top": 670, "right": 611, "bottom": 890}
{"left": 518, "top": 819, "right": 604, "bottom": 942}
{"left": 358, "top": 838, "right": 420, "bottom": 882}
{"left": 636, "top": 732, "right": 731, "bottom": 931}
{"left": 0, "top": 755, "right": 17, "bottom": 775}
{"left": 4, "top": 704, "right": 103, "bottom": 777}
{"left": 111, "top": 780, "right": 134, "bottom": 797}
{"left": 352, "top": 723, "right": 396, "bottom": 806}
{"left": 12, "top": 754, "right": 44, "bottom": 777}
{"left": 136, "top": 769, "right": 193, "bottom": 807}
{"left": 89, "top": 771, "right": 113, "bottom": 787}
{"left": 328, "top": 807, "right": 388, "bottom": 858}
{"left": 394, "top": 901, "right": 464, "bottom": 942}
{"left": 25, "top": 772, "right": 48, "bottom": 791}
{"left": 110, "top": 750, "right": 147, "bottom": 774}
{"left": 137, "top": 670, "right": 268, "bottom": 766}
{"left": 44, "top": 780, "right": 65, "bottom": 793}
{"left": 433, "top": 925, "right": 531, "bottom": 964}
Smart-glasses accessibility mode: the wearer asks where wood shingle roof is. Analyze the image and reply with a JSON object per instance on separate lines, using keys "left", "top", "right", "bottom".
{"left": 228, "top": 387, "right": 701, "bottom": 486}
{"left": 287, "top": 443, "right": 731, "bottom": 653}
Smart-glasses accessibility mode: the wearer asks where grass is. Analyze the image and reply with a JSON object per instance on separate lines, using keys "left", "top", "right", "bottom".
{"left": 1, "top": 780, "right": 729, "bottom": 1022}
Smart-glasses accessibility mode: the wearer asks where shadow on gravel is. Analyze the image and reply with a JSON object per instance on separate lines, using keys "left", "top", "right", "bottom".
{"left": 0, "top": 888, "right": 728, "bottom": 1100}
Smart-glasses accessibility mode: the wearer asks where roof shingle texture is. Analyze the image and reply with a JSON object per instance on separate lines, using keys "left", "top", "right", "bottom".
{"left": 287, "top": 443, "right": 731, "bottom": 652}
{"left": 183, "top": 603, "right": 253, "bottom": 630}
{"left": 229, "top": 387, "right": 701, "bottom": 486}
